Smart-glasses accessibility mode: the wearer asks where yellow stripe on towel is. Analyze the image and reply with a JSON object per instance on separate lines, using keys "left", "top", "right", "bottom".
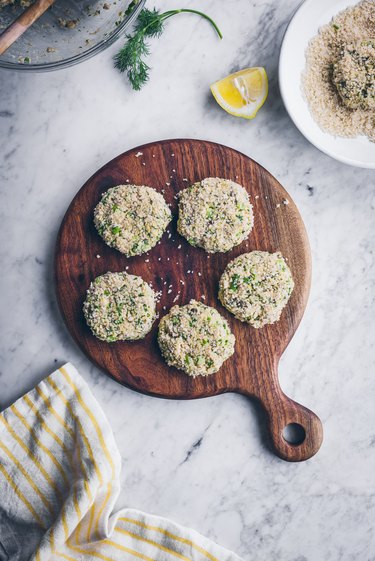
{"left": 11, "top": 403, "right": 71, "bottom": 490}
{"left": 119, "top": 517, "right": 221, "bottom": 561}
{"left": 23, "top": 394, "right": 82, "bottom": 523}
{"left": 47, "top": 376, "right": 100, "bottom": 542}
{"left": 0, "top": 463, "right": 45, "bottom": 528}
{"left": 60, "top": 366, "right": 116, "bottom": 538}
{"left": 36, "top": 384, "right": 94, "bottom": 544}
{"left": 0, "top": 439, "right": 54, "bottom": 519}
{"left": 0, "top": 414, "right": 63, "bottom": 506}
{"left": 115, "top": 527, "right": 192, "bottom": 561}
{"left": 67, "top": 539, "right": 157, "bottom": 561}
{"left": 10, "top": 403, "right": 70, "bottom": 540}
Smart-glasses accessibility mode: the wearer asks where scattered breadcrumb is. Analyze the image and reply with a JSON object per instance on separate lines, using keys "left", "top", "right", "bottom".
{"left": 58, "top": 18, "right": 79, "bottom": 29}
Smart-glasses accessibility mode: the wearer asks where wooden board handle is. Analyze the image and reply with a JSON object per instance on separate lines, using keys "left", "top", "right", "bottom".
{"left": 240, "top": 361, "right": 323, "bottom": 461}
{"left": 264, "top": 391, "right": 323, "bottom": 462}
{"left": 0, "top": 0, "right": 55, "bottom": 56}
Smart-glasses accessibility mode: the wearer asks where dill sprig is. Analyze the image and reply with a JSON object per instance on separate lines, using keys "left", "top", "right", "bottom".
{"left": 114, "top": 7, "right": 223, "bottom": 90}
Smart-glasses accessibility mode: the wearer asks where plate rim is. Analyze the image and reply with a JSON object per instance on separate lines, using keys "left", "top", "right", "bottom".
{"left": 278, "top": 0, "right": 375, "bottom": 170}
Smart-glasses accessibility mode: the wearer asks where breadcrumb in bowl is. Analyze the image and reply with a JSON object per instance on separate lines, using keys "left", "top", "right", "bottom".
{"left": 333, "top": 40, "right": 375, "bottom": 110}
{"left": 279, "top": 0, "right": 375, "bottom": 168}
{"left": 302, "top": 0, "right": 375, "bottom": 141}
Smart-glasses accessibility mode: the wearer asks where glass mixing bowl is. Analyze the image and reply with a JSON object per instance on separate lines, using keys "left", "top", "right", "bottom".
{"left": 0, "top": 0, "right": 144, "bottom": 70}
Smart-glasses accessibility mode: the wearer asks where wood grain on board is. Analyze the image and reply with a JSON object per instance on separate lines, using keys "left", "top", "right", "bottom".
{"left": 55, "top": 139, "right": 323, "bottom": 462}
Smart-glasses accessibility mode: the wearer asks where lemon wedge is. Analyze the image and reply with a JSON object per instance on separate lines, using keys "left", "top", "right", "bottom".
{"left": 210, "top": 67, "right": 268, "bottom": 119}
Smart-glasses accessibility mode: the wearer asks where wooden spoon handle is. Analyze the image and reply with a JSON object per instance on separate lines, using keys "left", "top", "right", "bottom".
{"left": 0, "top": 0, "right": 55, "bottom": 56}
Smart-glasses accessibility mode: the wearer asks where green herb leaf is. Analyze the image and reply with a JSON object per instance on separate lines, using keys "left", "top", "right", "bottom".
{"left": 114, "top": 6, "right": 222, "bottom": 90}
{"left": 125, "top": 0, "right": 140, "bottom": 16}
{"left": 243, "top": 273, "right": 256, "bottom": 284}
{"left": 230, "top": 274, "right": 240, "bottom": 291}
{"left": 185, "top": 354, "right": 192, "bottom": 365}
{"left": 135, "top": 7, "right": 165, "bottom": 37}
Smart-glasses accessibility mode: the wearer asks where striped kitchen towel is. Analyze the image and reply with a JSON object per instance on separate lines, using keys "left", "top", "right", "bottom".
{"left": 0, "top": 363, "right": 244, "bottom": 561}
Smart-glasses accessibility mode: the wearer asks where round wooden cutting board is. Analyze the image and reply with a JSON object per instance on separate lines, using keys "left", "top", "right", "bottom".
{"left": 55, "top": 139, "right": 323, "bottom": 462}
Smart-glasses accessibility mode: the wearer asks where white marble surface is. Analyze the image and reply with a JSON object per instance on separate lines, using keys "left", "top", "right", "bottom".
{"left": 1, "top": 0, "right": 375, "bottom": 559}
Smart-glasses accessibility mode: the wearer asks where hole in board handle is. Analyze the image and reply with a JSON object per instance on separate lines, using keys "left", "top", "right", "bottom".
{"left": 282, "top": 423, "right": 306, "bottom": 446}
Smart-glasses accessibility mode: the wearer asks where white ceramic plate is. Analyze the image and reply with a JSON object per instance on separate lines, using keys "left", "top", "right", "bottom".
{"left": 279, "top": 0, "right": 375, "bottom": 169}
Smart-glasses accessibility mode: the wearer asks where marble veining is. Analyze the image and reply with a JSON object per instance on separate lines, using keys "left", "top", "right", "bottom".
{"left": 1, "top": 0, "right": 375, "bottom": 559}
